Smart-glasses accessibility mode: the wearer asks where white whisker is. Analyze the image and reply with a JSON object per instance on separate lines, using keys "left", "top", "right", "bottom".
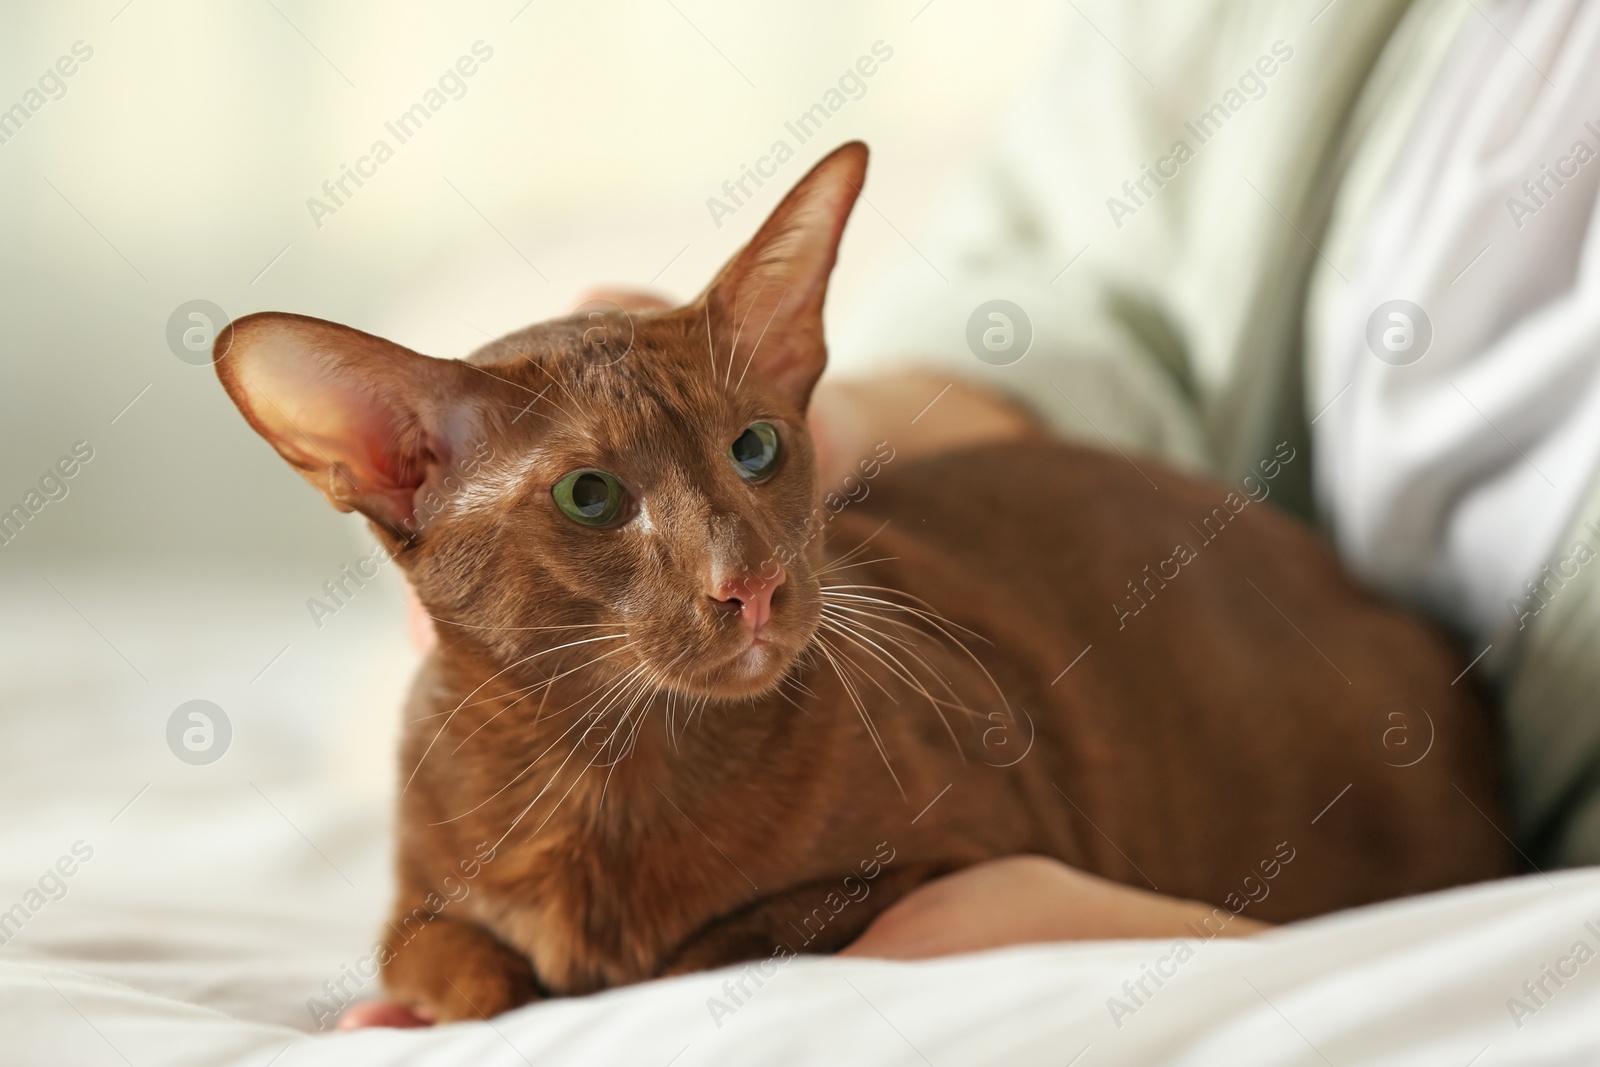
{"left": 812, "top": 634, "right": 905, "bottom": 800}
{"left": 704, "top": 299, "right": 716, "bottom": 378}
{"left": 402, "top": 632, "right": 630, "bottom": 796}
{"left": 821, "top": 609, "right": 968, "bottom": 756}
{"left": 468, "top": 663, "right": 651, "bottom": 839}
{"left": 734, "top": 282, "right": 790, "bottom": 392}
{"left": 726, "top": 279, "right": 769, "bottom": 389}
{"left": 450, "top": 644, "right": 631, "bottom": 752}
{"left": 820, "top": 583, "right": 1017, "bottom": 741}
{"left": 429, "top": 616, "right": 617, "bottom": 634}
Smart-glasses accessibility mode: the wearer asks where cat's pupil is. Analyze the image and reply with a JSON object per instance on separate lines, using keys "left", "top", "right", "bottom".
{"left": 571, "top": 473, "right": 609, "bottom": 516}
{"left": 732, "top": 429, "right": 765, "bottom": 471}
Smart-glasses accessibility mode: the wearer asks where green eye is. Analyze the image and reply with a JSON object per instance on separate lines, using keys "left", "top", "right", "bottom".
{"left": 729, "top": 422, "right": 781, "bottom": 481}
{"left": 552, "top": 469, "right": 625, "bottom": 526}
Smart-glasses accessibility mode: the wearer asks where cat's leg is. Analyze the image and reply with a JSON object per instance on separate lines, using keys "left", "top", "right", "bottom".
{"left": 378, "top": 905, "right": 540, "bottom": 1023}
{"left": 659, "top": 862, "right": 951, "bottom": 976}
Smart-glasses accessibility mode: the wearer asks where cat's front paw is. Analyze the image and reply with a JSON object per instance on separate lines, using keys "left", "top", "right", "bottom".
{"left": 381, "top": 914, "right": 541, "bottom": 1023}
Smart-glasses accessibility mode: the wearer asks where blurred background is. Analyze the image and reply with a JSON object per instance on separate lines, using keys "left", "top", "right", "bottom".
{"left": 0, "top": 0, "right": 1058, "bottom": 797}
{"left": 0, "top": 0, "right": 1058, "bottom": 572}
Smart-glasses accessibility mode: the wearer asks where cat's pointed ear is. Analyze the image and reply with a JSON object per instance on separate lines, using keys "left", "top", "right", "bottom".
{"left": 212, "top": 312, "right": 486, "bottom": 540}
{"left": 702, "top": 141, "right": 867, "bottom": 407}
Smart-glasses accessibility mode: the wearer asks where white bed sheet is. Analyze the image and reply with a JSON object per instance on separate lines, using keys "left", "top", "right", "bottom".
{"left": 3, "top": 572, "right": 1597, "bottom": 1066}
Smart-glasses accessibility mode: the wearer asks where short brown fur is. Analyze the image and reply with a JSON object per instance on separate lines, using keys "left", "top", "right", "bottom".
{"left": 213, "top": 142, "right": 1512, "bottom": 1021}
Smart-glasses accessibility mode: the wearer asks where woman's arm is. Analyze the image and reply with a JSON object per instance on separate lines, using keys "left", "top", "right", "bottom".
{"left": 840, "top": 856, "right": 1268, "bottom": 961}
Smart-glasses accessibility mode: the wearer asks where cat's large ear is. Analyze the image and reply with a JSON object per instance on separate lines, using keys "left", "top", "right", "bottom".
{"left": 213, "top": 312, "right": 487, "bottom": 540}
{"left": 701, "top": 141, "right": 867, "bottom": 407}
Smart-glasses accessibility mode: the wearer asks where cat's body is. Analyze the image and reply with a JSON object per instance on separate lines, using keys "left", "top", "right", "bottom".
{"left": 213, "top": 143, "right": 1511, "bottom": 1021}
{"left": 386, "top": 439, "right": 1509, "bottom": 1011}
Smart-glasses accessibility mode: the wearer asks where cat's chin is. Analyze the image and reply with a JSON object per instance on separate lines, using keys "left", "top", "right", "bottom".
{"left": 664, "top": 635, "right": 802, "bottom": 702}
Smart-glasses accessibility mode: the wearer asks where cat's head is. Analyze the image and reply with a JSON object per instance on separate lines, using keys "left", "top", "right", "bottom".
{"left": 213, "top": 142, "right": 868, "bottom": 700}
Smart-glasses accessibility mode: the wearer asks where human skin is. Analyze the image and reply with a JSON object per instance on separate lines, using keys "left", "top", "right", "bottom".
{"left": 839, "top": 855, "right": 1268, "bottom": 962}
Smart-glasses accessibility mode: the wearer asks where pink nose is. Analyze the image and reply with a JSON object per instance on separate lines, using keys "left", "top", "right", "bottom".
{"left": 711, "top": 567, "right": 786, "bottom": 634}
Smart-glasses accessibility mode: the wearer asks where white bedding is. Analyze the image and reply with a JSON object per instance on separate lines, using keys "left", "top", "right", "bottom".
{"left": 4, "top": 571, "right": 1598, "bottom": 1066}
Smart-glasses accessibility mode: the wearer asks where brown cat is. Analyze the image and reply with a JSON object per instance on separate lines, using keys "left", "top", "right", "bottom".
{"left": 212, "top": 142, "right": 1512, "bottom": 1022}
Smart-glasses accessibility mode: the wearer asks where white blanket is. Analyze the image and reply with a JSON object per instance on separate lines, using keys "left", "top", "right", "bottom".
{"left": 4, "top": 572, "right": 1598, "bottom": 1066}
